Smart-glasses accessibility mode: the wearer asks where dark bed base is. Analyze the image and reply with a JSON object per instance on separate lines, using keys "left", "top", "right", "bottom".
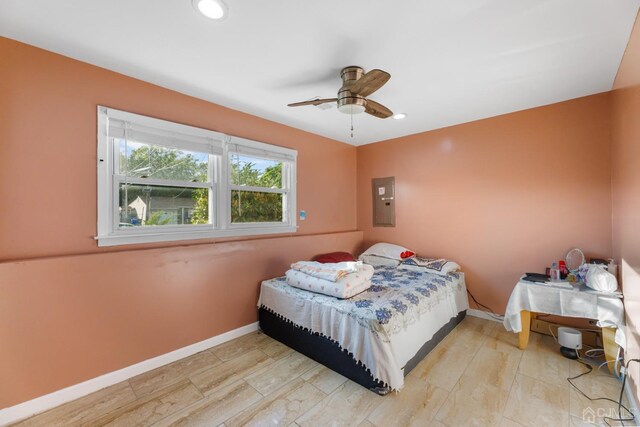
{"left": 258, "top": 307, "right": 466, "bottom": 395}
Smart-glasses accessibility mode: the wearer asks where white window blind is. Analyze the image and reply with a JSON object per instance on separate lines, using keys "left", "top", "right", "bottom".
{"left": 228, "top": 136, "right": 297, "bottom": 162}
{"left": 108, "top": 118, "right": 224, "bottom": 155}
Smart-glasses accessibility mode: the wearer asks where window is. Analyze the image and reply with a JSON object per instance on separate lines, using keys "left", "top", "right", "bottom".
{"left": 97, "top": 107, "right": 297, "bottom": 246}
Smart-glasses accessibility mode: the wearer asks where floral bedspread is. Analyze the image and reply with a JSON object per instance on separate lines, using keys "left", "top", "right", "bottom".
{"left": 261, "top": 265, "right": 464, "bottom": 339}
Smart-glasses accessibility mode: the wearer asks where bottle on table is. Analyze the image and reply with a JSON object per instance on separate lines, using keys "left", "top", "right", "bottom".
{"left": 550, "top": 262, "right": 561, "bottom": 282}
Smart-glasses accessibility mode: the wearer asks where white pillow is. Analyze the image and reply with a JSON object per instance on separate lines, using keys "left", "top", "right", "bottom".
{"left": 360, "top": 242, "right": 414, "bottom": 261}
{"left": 359, "top": 254, "right": 400, "bottom": 267}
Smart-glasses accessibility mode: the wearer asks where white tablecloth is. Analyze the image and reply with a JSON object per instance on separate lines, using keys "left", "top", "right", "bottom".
{"left": 503, "top": 280, "right": 624, "bottom": 340}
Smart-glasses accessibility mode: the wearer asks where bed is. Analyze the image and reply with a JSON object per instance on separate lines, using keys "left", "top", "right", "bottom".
{"left": 257, "top": 265, "right": 469, "bottom": 394}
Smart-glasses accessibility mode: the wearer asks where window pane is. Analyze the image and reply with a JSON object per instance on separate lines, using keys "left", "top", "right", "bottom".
{"left": 119, "top": 184, "right": 209, "bottom": 227}
{"left": 119, "top": 140, "right": 209, "bottom": 182}
{"left": 231, "top": 190, "right": 283, "bottom": 223}
{"left": 230, "top": 154, "right": 282, "bottom": 189}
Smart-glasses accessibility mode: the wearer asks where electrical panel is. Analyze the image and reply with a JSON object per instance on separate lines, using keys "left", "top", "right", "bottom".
{"left": 372, "top": 176, "right": 395, "bottom": 227}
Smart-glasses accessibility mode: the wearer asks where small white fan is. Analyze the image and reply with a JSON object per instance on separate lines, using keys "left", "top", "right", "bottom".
{"left": 565, "top": 248, "right": 585, "bottom": 273}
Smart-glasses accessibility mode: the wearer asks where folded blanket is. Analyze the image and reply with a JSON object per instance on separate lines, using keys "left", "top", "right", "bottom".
{"left": 398, "top": 257, "right": 460, "bottom": 276}
{"left": 286, "top": 263, "right": 374, "bottom": 299}
{"left": 290, "top": 260, "right": 360, "bottom": 282}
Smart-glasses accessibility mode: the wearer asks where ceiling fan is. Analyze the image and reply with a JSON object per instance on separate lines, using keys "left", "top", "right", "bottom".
{"left": 287, "top": 66, "right": 393, "bottom": 119}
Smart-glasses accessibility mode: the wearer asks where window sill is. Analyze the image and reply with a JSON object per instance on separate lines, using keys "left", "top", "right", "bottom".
{"left": 96, "top": 226, "right": 298, "bottom": 247}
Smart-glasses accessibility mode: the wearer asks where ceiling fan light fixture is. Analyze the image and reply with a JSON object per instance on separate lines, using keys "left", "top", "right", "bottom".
{"left": 338, "top": 103, "right": 366, "bottom": 115}
{"left": 192, "top": 0, "right": 228, "bottom": 20}
{"left": 393, "top": 113, "right": 407, "bottom": 120}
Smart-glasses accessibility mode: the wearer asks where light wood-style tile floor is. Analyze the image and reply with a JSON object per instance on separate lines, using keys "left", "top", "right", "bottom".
{"left": 14, "top": 316, "right": 629, "bottom": 426}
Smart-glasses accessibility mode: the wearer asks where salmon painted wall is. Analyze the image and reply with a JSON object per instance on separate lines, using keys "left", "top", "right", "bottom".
{"left": 612, "top": 11, "right": 640, "bottom": 408}
{"left": 0, "top": 231, "right": 362, "bottom": 410}
{"left": 0, "top": 37, "right": 360, "bottom": 408}
{"left": 357, "top": 94, "right": 613, "bottom": 313}
{"left": 0, "top": 37, "right": 357, "bottom": 260}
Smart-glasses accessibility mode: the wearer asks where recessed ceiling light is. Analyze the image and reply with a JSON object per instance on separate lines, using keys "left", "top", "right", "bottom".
{"left": 392, "top": 113, "right": 407, "bottom": 120}
{"left": 192, "top": 0, "right": 228, "bottom": 20}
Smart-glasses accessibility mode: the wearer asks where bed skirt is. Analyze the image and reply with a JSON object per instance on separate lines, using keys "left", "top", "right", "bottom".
{"left": 258, "top": 307, "right": 466, "bottom": 395}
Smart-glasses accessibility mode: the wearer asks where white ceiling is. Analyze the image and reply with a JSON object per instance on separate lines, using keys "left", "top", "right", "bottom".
{"left": 1, "top": 0, "right": 638, "bottom": 145}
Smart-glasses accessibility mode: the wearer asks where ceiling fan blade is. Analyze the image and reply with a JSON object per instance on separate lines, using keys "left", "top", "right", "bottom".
{"left": 365, "top": 99, "right": 393, "bottom": 119}
{"left": 349, "top": 69, "right": 391, "bottom": 97}
{"left": 288, "top": 98, "right": 338, "bottom": 107}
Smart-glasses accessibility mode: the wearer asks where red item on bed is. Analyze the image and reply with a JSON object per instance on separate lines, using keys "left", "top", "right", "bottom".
{"left": 312, "top": 252, "right": 356, "bottom": 263}
{"left": 400, "top": 250, "right": 416, "bottom": 259}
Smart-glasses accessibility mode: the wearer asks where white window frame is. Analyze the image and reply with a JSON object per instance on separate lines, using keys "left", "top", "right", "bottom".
{"left": 97, "top": 107, "right": 297, "bottom": 247}
{"left": 225, "top": 136, "right": 296, "bottom": 231}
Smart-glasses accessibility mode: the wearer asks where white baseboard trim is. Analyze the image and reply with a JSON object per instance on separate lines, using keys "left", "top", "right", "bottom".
{"left": 0, "top": 321, "right": 259, "bottom": 426}
{"left": 467, "top": 308, "right": 503, "bottom": 323}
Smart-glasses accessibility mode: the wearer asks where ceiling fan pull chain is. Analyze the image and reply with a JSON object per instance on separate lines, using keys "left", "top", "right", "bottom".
{"left": 350, "top": 112, "right": 354, "bottom": 138}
